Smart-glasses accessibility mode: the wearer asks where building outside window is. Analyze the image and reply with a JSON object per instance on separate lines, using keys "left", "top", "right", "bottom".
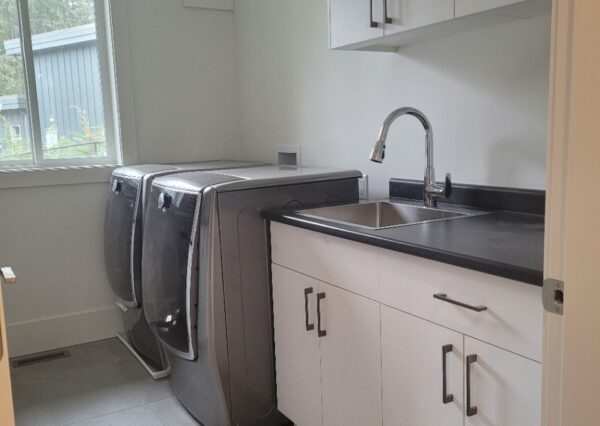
{"left": 0, "top": 0, "right": 118, "bottom": 168}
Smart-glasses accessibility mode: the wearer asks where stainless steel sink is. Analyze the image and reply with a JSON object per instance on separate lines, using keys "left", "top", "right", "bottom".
{"left": 297, "top": 201, "right": 475, "bottom": 230}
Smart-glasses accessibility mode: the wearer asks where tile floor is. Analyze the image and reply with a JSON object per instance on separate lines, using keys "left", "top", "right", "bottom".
{"left": 10, "top": 338, "right": 199, "bottom": 426}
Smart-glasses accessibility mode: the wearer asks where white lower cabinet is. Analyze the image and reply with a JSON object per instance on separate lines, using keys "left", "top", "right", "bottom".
{"left": 272, "top": 264, "right": 382, "bottom": 426}
{"left": 319, "top": 282, "right": 382, "bottom": 426}
{"left": 271, "top": 223, "right": 542, "bottom": 426}
{"left": 272, "top": 265, "right": 322, "bottom": 426}
{"left": 381, "top": 306, "right": 463, "bottom": 426}
{"left": 381, "top": 306, "right": 542, "bottom": 426}
{"left": 464, "top": 337, "right": 542, "bottom": 426}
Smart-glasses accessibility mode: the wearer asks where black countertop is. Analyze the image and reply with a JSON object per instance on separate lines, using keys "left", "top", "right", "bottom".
{"left": 264, "top": 197, "right": 545, "bottom": 286}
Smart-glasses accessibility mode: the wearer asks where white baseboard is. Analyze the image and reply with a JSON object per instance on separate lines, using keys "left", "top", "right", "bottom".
{"left": 6, "top": 306, "right": 124, "bottom": 357}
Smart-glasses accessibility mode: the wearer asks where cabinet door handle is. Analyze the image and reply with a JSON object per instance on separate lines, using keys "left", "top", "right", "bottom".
{"left": 433, "top": 293, "right": 487, "bottom": 312}
{"left": 383, "top": 0, "right": 392, "bottom": 24}
{"left": 442, "top": 344, "right": 454, "bottom": 404}
{"left": 317, "top": 292, "right": 326, "bottom": 337}
{"left": 304, "top": 288, "right": 315, "bottom": 331}
{"left": 369, "top": 0, "right": 379, "bottom": 28}
{"left": 466, "top": 354, "right": 478, "bottom": 417}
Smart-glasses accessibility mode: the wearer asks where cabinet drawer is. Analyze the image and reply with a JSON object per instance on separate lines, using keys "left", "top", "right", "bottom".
{"left": 271, "top": 222, "right": 380, "bottom": 301}
{"left": 380, "top": 248, "right": 543, "bottom": 361}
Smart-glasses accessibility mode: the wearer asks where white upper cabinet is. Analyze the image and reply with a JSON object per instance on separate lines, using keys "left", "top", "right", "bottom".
{"left": 328, "top": 0, "right": 550, "bottom": 51}
{"left": 329, "top": 0, "right": 384, "bottom": 49}
{"left": 455, "top": 0, "right": 524, "bottom": 18}
{"left": 384, "top": 0, "right": 454, "bottom": 36}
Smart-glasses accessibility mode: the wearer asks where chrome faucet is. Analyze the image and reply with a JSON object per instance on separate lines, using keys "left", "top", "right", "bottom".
{"left": 370, "top": 107, "right": 452, "bottom": 208}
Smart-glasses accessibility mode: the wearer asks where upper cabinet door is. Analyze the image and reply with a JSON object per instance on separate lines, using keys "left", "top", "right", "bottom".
{"left": 455, "top": 0, "right": 524, "bottom": 18}
{"left": 464, "top": 337, "right": 542, "bottom": 426}
{"left": 384, "top": 0, "right": 454, "bottom": 35}
{"left": 318, "top": 281, "right": 382, "bottom": 426}
{"left": 329, "top": 0, "right": 385, "bottom": 48}
{"left": 272, "top": 265, "right": 323, "bottom": 426}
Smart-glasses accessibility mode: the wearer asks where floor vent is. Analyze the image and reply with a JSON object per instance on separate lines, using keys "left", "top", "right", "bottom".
{"left": 12, "top": 350, "right": 71, "bottom": 368}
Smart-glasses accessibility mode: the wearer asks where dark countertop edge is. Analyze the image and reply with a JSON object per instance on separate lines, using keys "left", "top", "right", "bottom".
{"left": 264, "top": 212, "right": 543, "bottom": 287}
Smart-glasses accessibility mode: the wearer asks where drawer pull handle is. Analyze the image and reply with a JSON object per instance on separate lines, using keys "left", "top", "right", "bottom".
{"left": 317, "top": 292, "right": 326, "bottom": 337}
{"left": 433, "top": 293, "right": 487, "bottom": 312}
{"left": 442, "top": 344, "right": 454, "bottom": 404}
{"left": 466, "top": 354, "right": 478, "bottom": 417}
{"left": 304, "top": 288, "right": 314, "bottom": 331}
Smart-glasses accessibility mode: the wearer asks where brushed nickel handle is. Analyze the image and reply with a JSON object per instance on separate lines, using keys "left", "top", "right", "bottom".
{"left": 0, "top": 267, "right": 16, "bottom": 284}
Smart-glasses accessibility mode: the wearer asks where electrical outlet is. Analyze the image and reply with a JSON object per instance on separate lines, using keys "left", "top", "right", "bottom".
{"left": 358, "top": 175, "right": 369, "bottom": 200}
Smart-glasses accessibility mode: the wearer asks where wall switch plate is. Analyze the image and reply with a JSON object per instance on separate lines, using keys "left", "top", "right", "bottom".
{"left": 358, "top": 174, "right": 369, "bottom": 200}
{"left": 275, "top": 145, "right": 301, "bottom": 167}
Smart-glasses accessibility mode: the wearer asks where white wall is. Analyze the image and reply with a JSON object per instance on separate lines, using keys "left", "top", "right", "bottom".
{"left": 235, "top": 0, "right": 550, "bottom": 198}
{"left": 0, "top": 0, "right": 240, "bottom": 356}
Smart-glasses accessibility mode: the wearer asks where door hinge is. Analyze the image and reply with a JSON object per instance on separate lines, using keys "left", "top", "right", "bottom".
{"left": 543, "top": 278, "right": 564, "bottom": 315}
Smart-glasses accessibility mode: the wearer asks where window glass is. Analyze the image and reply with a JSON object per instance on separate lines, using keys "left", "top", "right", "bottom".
{"left": 0, "top": 0, "right": 34, "bottom": 165}
{"left": 28, "top": 0, "right": 107, "bottom": 161}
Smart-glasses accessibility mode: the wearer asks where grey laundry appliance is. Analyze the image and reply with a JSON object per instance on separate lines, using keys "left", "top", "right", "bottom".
{"left": 142, "top": 165, "right": 361, "bottom": 425}
{"left": 104, "top": 161, "right": 266, "bottom": 379}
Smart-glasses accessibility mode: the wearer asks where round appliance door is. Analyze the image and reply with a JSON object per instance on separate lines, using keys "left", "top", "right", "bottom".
{"left": 142, "top": 186, "right": 199, "bottom": 360}
{"left": 104, "top": 175, "right": 142, "bottom": 306}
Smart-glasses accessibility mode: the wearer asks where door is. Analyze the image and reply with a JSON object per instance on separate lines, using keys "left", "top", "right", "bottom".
{"left": 455, "top": 0, "right": 524, "bottom": 17}
{"left": 142, "top": 184, "right": 200, "bottom": 360}
{"left": 272, "top": 265, "right": 322, "bottom": 426}
{"left": 318, "top": 281, "right": 382, "bottom": 426}
{"left": 464, "top": 337, "right": 542, "bottom": 426}
{"left": 543, "top": 0, "right": 600, "bottom": 425}
{"left": 104, "top": 174, "right": 142, "bottom": 306}
{"left": 385, "top": 0, "right": 454, "bottom": 35}
{"left": 381, "top": 306, "right": 463, "bottom": 426}
{"left": 329, "top": 0, "right": 384, "bottom": 48}
{"left": 1, "top": 267, "right": 16, "bottom": 426}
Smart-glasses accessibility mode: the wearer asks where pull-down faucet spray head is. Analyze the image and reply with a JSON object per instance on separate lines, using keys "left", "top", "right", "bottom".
{"left": 370, "top": 139, "right": 385, "bottom": 163}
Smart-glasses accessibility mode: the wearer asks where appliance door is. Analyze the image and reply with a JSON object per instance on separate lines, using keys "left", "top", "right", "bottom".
{"left": 104, "top": 174, "right": 142, "bottom": 306}
{"left": 143, "top": 187, "right": 200, "bottom": 360}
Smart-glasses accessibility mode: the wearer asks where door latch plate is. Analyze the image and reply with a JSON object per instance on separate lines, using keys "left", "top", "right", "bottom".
{"left": 543, "top": 278, "right": 564, "bottom": 315}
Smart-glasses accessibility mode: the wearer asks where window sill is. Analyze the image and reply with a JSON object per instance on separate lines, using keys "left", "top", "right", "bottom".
{"left": 0, "top": 164, "right": 119, "bottom": 190}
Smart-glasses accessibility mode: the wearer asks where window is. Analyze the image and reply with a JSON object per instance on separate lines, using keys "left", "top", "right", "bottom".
{"left": 0, "top": 0, "right": 118, "bottom": 168}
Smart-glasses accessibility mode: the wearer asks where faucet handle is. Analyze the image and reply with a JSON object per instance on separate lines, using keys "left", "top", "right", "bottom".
{"left": 443, "top": 173, "right": 452, "bottom": 199}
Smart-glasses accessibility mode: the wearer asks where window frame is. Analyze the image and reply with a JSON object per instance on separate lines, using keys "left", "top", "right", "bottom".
{"left": 2, "top": 0, "right": 121, "bottom": 169}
